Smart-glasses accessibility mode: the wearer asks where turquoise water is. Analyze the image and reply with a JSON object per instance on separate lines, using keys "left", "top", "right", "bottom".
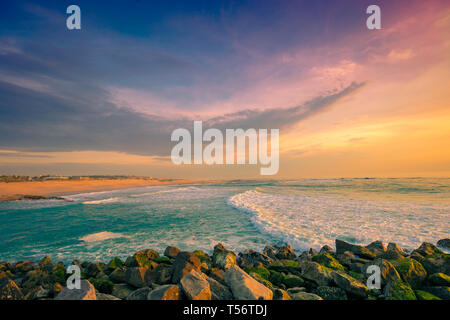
{"left": 0, "top": 178, "right": 449, "bottom": 263}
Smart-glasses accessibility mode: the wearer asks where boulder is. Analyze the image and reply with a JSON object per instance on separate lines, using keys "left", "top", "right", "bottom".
{"left": 209, "top": 268, "right": 226, "bottom": 284}
{"left": 312, "top": 253, "right": 345, "bottom": 271}
{"left": 263, "top": 246, "right": 277, "bottom": 259}
{"left": 125, "top": 267, "right": 149, "bottom": 288}
{"left": 414, "top": 289, "right": 442, "bottom": 300}
{"left": 109, "top": 267, "right": 126, "bottom": 283}
{"left": 274, "top": 244, "right": 297, "bottom": 260}
{"left": 0, "top": 278, "right": 23, "bottom": 300}
{"left": 96, "top": 293, "right": 121, "bottom": 300}
{"left": 213, "top": 244, "right": 237, "bottom": 270}
{"left": 107, "top": 257, "right": 123, "bottom": 270}
{"left": 420, "top": 286, "right": 450, "bottom": 300}
{"left": 126, "top": 287, "right": 151, "bottom": 300}
{"left": 85, "top": 262, "right": 104, "bottom": 278}
{"left": 148, "top": 284, "right": 181, "bottom": 300}
{"left": 224, "top": 265, "right": 273, "bottom": 300}
{"left": 428, "top": 272, "right": 450, "bottom": 286}
{"left": 391, "top": 258, "right": 427, "bottom": 288}
{"left": 290, "top": 291, "right": 322, "bottom": 300}
{"left": 180, "top": 270, "right": 211, "bottom": 300}
{"left": 361, "top": 258, "right": 402, "bottom": 288}
{"left": 332, "top": 271, "right": 368, "bottom": 298}
{"left": 365, "top": 240, "right": 386, "bottom": 256}
{"left": 112, "top": 284, "right": 134, "bottom": 299}
{"left": 335, "top": 239, "right": 376, "bottom": 259}
{"left": 172, "top": 252, "right": 202, "bottom": 283}
{"left": 437, "top": 239, "right": 450, "bottom": 250}
{"left": 207, "top": 276, "right": 233, "bottom": 300}
{"left": 38, "top": 256, "right": 54, "bottom": 272}
{"left": 238, "top": 249, "right": 274, "bottom": 268}
{"left": 299, "top": 261, "right": 333, "bottom": 286}
{"left": 313, "top": 286, "right": 347, "bottom": 300}
{"left": 282, "top": 274, "right": 304, "bottom": 288}
{"left": 125, "top": 249, "right": 159, "bottom": 268}
{"left": 413, "top": 242, "right": 444, "bottom": 257}
{"left": 13, "top": 261, "right": 36, "bottom": 274}
{"left": 319, "top": 245, "right": 335, "bottom": 254}
{"left": 90, "top": 278, "right": 114, "bottom": 294}
{"left": 420, "top": 254, "right": 450, "bottom": 275}
{"left": 21, "top": 269, "right": 52, "bottom": 292}
{"left": 54, "top": 280, "right": 96, "bottom": 300}
{"left": 272, "top": 288, "right": 291, "bottom": 300}
{"left": 145, "top": 263, "right": 172, "bottom": 285}
{"left": 24, "top": 286, "right": 50, "bottom": 300}
{"left": 383, "top": 281, "right": 416, "bottom": 300}
{"left": 164, "top": 246, "right": 181, "bottom": 259}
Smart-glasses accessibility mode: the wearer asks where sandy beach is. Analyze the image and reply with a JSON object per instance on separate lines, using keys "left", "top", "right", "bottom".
{"left": 0, "top": 178, "right": 221, "bottom": 201}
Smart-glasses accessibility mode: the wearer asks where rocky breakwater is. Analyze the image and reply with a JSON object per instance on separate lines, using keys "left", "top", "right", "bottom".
{"left": 0, "top": 239, "right": 449, "bottom": 300}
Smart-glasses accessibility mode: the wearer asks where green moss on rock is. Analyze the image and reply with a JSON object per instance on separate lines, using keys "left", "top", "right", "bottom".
{"left": 244, "top": 266, "right": 270, "bottom": 280}
{"left": 312, "top": 253, "right": 345, "bottom": 271}
{"left": 415, "top": 290, "right": 441, "bottom": 300}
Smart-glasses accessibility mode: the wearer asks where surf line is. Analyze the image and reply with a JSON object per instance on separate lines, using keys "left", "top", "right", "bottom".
{"left": 171, "top": 121, "right": 279, "bottom": 175}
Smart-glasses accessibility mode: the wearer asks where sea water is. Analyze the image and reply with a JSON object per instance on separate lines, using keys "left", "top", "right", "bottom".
{"left": 0, "top": 178, "right": 448, "bottom": 263}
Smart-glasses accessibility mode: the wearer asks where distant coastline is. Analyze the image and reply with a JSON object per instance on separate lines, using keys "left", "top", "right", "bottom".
{"left": 0, "top": 176, "right": 223, "bottom": 202}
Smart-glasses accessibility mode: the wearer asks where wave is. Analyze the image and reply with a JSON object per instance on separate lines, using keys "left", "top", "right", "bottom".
{"left": 82, "top": 197, "right": 121, "bottom": 205}
{"left": 79, "top": 231, "right": 128, "bottom": 243}
{"left": 129, "top": 186, "right": 200, "bottom": 197}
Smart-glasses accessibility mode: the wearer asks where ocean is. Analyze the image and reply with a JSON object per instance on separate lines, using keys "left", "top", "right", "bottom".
{"left": 0, "top": 178, "right": 449, "bottom": 263}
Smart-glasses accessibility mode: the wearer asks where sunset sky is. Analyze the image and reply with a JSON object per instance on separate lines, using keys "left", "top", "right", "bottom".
{"left": 0, "top": 0, "right": 449, "bottom": 179}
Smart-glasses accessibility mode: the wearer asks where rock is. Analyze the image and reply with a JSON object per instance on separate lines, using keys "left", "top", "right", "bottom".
{"left": 391, "top": 258, "right": 427, "bottom": 288}
{"left": 112, "top": 284, "right": 134, "bottom": 299}
{"left": 109, "top": 267, "right": 126, "bottom": 283}
{"left": 299, "top": 261, "right": 333, "bottom": 286}
{"left": 361, "top": 258, "right": 402, "bottom": 288}
{"left": 263, "top": 246, "right": 277, "bottom": 259}
{"left": 250, "top": 272, "right": 273, "bottom": 289}
{"left": 90, "top": 278, "right": 114, "bottom": 294}
{"left": 437, "top": 239, "right": 450, "bottom": 250}
{"left": 193, "top": 250, "right": 211, "bottom": 263}
{"left": 180, "top": 270, "right": 211, "bottom": 300}
{"left": 51, "top": 282, "right": 63, "bottom": 297}
{"left": 164, "top": 246, "right": 181, "bottom": 259}
{"left": 13, "top": 261, "right": 36, "bottom": 274}
{"left": 380, "top": 243, "right": 407, "bottom": 260}
{"left": 365, "top": 240, "right": 386, "bottom": 256}
{"left": 413, "top": 242, "right": 444, "bottom": 257}
{"left": 126, "top": 287, "right": 151, "bottom": 300}
{"left": 224, "top": 265, "right": 273, "bottom": 300}
{"left": 419, "top": 286, "right": 450, "bottom": 300}
{"left": 309, "top": 248, "right": 318, "bottom": 256}
{"left": 282, "top": 274, "right": 304, "bottom": 288}
{"left": 172, "top": 252, "right": 202, "bottom": 283}
{"left": 297, "top": 252, "right": 312, "bottom": 261}
{"left": 274, "top": 244, "right": 297, "bottom": 260}
{"left": 125, "top": 267, "right": 149, "bottom": 288}
{"left": 420, "top": 254, "right": 450, "bottom": 275}
{"left": 383, "top": 281, "right": 416, "bottom": 300}
{"left": 312, "top": 253, "right": 345, "bottom": 271}
{"left": 290, "top": 291, "right": 323, "bottom": 300}
{"left": 125, "top": 249, "right": 159, "bottom": 268}
{"left": 21, "top": 269, "right": 52, "bottom": 292}
{"left": 85, "top": 262, "right": 104, "bottom": 278}
{"left": 287, "top": 287, "right": 306, "bottom": 294}
{"left": 145, "top": 263, "right": 172, "bottom": 285}
{"left": 24, "top": 286, "right": 50, "bottom": 300}
{"left": 38, "top": 256, "right": 54, "bottom": 272}
{"left": 148, "top": 284, "right": 181, "bottom": 300}
{"left": 332, "top": 271, "right": 368, "bottom": 298}
{"left": 428, "top": 273, "right": 450, "bottom": 286}
{"left": 268, "top": 260, "right": 301, "bottom": 275}
{"left": 319, "top": 245, "right": 335, "bottom": 254}
{"left": 272, "top": 288, "right": 291, "bottom": 300}
{"left": 313, "top": 286, "right": 347, "bottom": 300}
{"left": 206, "top": 276, "right": 233, "bottom": 300}
{"left": 212, "top": 244, "right": 236, "bottom": 270}
{"left": 238, "top": 249, "right": 274, "bottom": 268}
{"left": 336, "top": 251, "right": 355, "bottom": 267}
{"left": 107, "top": 257, "right": 123, "bottom": 270}
{"left": 335, "top": 239, "right": 376, "bottom": 260}
{"left": 0, "top": 278, "right": 23, "bottom": 300}
{"left": 414, "top": 289, "right": 441, "bottom": 300}
{"left": 96, "top": 293, "right": 121, "bottom": 300}
{"left": 209, "top": 268, "right": 226, "bottom": 285}
{"left": 51, "top": 264, "right": 67, "bottom": 283}
{"left": 54, "top": 280, "right": 96, "bottom": 300}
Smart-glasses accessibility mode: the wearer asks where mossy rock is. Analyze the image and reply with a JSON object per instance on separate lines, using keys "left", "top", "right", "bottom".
{"left": 52, "top": 265, "right": 67, "bottom": 283}
{"left": 428, "top": 272, "right": 450, "bottom": 286}
{"left": 415, "top": 290, "right": 441, "bottom": 300}
{"left": 348, "top": 271, "right": 365, "bottom": 282}
{"left": 249, "top": 272, "right": 274, "bottom": 289}
{"left": 90, "top": 278, "right": 114, "bottom": 294}
{"left": 245, "top": 266, "right": 270, "bottom": 280}
{"left": 269, "top": 260, "right": 301, "bottom": 275}
{"left": 312, "top": 253, "right": 345, "bottom": 271}
{"left": 282, "top": 274, "right": 305, "bottom": 288}
{"left": 391, "top": 258, "right": 427, "bottom": 288}
{"left": 107, "top": 257, "right": 123, "bottom": 270}
{"left": 153, "top": 256, "right": 171, "bottom": 264}
{"left": 269, "top": 270, "right": 285, "bottom": 287}
{"left": 384, "top": 281, "right": 417, "bottom": 300}
{"left": 193, "top": 250, "right": 211, "bottom": 263}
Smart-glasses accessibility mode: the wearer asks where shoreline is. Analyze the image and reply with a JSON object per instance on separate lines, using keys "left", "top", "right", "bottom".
{"left": 0, "top": 239, "right": 449, "bottom": 300}
{"left": 0, "top": 178, "right": 223, "bottom": 202}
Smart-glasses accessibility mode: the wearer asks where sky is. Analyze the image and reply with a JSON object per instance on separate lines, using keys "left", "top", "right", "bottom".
{"left": 0, "top": 0, "right": 449, "bottom": 179}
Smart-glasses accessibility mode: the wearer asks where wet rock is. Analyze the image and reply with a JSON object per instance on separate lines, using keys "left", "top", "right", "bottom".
{"left": 319, "top": 245, "right": 335, "bottom": 254}
{"left": 54, "top": 280, "right": 96, "bottom": 300}
{"left": 428, "top": 272, "right": 450, "bottom": 286}
{"left": 263, "top": 246, "right": 277, "bottom": 259}
{"left": 13, "top": 261, "right": 36, "bottom": 274}
{"left": 109, "top": 267, "right": 126, "bottom": 283}
{"left": 413, "top": 242, "right": 444, "bottom": 257}
{"left": 126, "top": 287, "right": 151, "bottom": 300}
{"left": 437, "top": 239, "right": 450, "bottom": 250}
{"left": 125, "top": 249, "right": 159, "bottom": 269}
{"left": 238, "top": 249, "right": 274, "bottom": 268}
{"left": 112, "top": 284, "right": 134, "bottom": 299}
{"left": 420, "top": 254, "right": 450, "bottom": 275}
{"left": 383, "top": 281, "right": 416, "bottom": 300}
{"left": 164, "top": 246, "right": 181, "bottom": 259}
{"left": 90, "top": 278, "right": 114, "bottom": 294}
{"left": 0, "top": 278, "right": 23, "bottom": 300}
{"left": 147, "top": 284, "right": 181, "bottom": 300}
{"left": 85, "top": 262, "right": 104, "bottom": 278}
{"left": 333, "top": 271, "right": 368, "bottom": 298}
{"left": 180, "top": 270, "right": 211, "bottom": 300}
{"left": 224, "top": 265, "right": 273, "bottom": 300}
{"left": 107, "top": 257, "right": 123, "bottom": 270}
{"left": 21, "top": 269, "right": 52, "bottom": 292}
{"left": 172, "top": 252, "right": 202, "bottom": 283}
{"left": 145, "top": 263, "right": 172, "bottom": 285}
{"left": 125, "top": 267, "right": 149, "bottom": 288}
{"left": 274, "top": 244, "right": 297, "bottom": 260}
{"left": 299, "top": 261, "right": 333, "bottom": 286}
{"left": 282, "top": 274, "right": 304, "bottom": 288}
{"left": 313, "top": 286, "right": 347, "bottom": 300}
{"left": 312, "top": 253, "right": 345, "bottom": 271}
{"left": 381, "top": 243, "right": 407, "bottom": 260}
{"left": 365, "top": 240, "right": 386, "bottom": 256}
{"left": 391, "top": 258, "right": 427, "bottom": 288}
{"left": 38, "top": 256, "right": 54, "bottom": 272}
{"left": 335, "top": 239, "right": 376, "bottom": 260}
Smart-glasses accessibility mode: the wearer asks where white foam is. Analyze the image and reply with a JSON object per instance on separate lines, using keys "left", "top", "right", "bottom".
{"left": 82, "top": 197, "right": 121, "bottom": 205}
{"left": 79, "top": 231, "right": 128, "bottom": 243}
{"left": 227, "top": 189, "right": 450, "bottom": 251}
